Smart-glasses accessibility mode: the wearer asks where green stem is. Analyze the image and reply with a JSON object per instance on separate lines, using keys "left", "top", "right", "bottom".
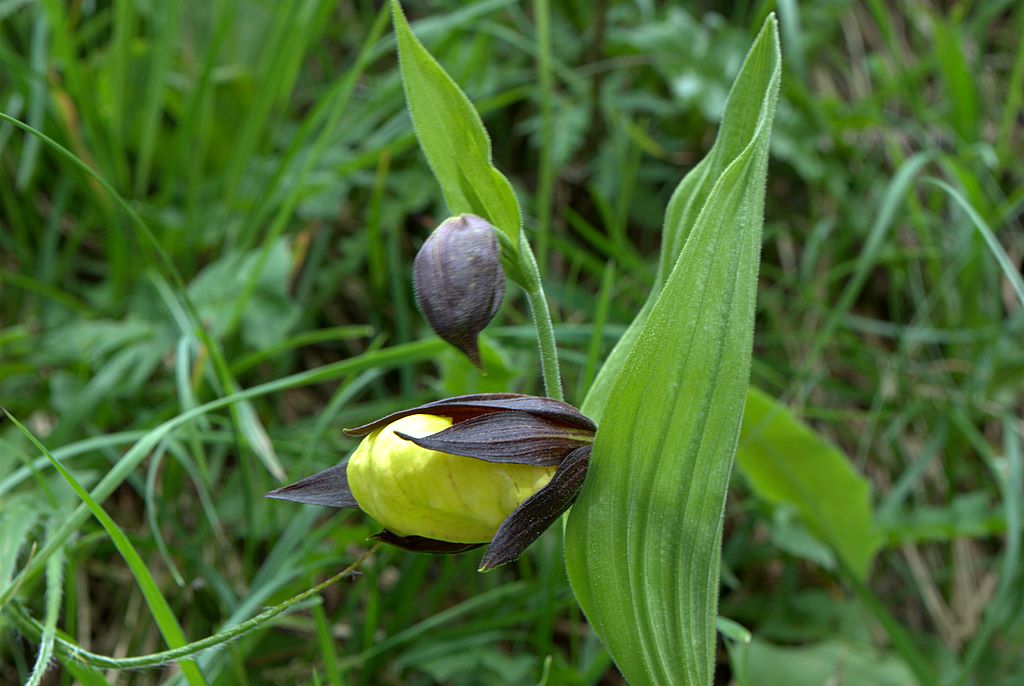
{"left": 517, "top": 235, "right": 563, "bottom": 401}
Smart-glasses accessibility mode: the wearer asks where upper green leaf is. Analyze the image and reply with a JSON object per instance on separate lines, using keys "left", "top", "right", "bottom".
{"left": 391, "top": 0, "right": 521, "bottom": 244}
{"left": 565, "top": 16, "right": 781, "bottom": 686}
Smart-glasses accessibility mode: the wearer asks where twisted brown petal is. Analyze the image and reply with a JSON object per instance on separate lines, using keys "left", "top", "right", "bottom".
{"left": 396, "top": 411, "right": 592, "bottom": 466}
{"left": 478, "top": 445, "right": 591, "bottom": 571}
{"left": 345, "top": 393, "right": 595, "bottom": 437}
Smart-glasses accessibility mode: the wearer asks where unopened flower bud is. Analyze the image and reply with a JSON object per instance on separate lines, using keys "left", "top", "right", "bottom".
{"left": 413, "top": 214, "right": 504, "bottom": 367}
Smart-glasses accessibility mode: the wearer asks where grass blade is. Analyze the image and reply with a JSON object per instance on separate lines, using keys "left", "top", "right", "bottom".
{"left": 0, "top": 339, "right": 446, "bottom": 610}
{"left": 3, "top": 411, "right": 209, "bottom": 686}
{"left": 926, "top": 177, "right": 1024, "bottom": 307}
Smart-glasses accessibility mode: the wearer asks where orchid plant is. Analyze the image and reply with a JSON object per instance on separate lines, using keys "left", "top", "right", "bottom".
{"left": 268, "top": 2, "right": 782, "bottom": 684}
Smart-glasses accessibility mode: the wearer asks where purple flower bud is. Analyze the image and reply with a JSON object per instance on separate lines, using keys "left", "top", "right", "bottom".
{"left": 413, "top": 214, "right": 504, "bottom": 367}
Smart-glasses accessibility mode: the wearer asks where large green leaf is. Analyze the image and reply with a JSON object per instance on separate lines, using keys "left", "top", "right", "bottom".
{"left": 738, "top": 387, "right": 882, "bottom": 580}
{"left": 565, "top": 16, "right": 781, "bottom": 686}
{"left": 391, "top": 0, "right": 521, "bottom": 244}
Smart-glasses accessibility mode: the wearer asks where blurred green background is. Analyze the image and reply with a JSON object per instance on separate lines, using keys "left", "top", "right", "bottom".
{"left": 1, "top": 1, "right": 1022, "bottom": 684}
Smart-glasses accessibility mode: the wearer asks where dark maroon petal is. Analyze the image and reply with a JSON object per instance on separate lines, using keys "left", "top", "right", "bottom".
{"left": 413, "top": 214, "right": 505, "bottom": 367}
{"left": 345, "top": 393, "right": 595, "bottom": 436}
{"left": 371, "top": 530, "right": 486, "bottom": 554}
{"left": 478, "top": 446, "right": 591, "bottom": 571}
{"left": 265, "top": 463, "right": 359, "bottom": 509}
{"left": 396, "top": 411, "right": 592, "bottom": 466}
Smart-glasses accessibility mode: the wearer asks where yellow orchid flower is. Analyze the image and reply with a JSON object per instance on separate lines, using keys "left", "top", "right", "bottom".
{"left": 267, "top": 394, "right": 594, "bottom": 570}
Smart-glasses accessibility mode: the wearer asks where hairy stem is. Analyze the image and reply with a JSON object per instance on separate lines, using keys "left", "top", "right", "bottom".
{"left": 517, "top": 234, "right": 563, "bottom": 400}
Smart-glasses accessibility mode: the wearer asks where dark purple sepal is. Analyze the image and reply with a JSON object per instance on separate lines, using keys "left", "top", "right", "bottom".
{"left": 345, "top": 393, "right": 595, "bottom": 437}
{"left": 478, "top": 446, "right": 592, "bottom": 571}
{"left": 396, "top": 411, "right": 592, "bottom": 466}
{"left": 264, "top": 463, "right": 359, "bottom": 509}
{"left": 372, "top": 530, "right": 486, "bottom": 554}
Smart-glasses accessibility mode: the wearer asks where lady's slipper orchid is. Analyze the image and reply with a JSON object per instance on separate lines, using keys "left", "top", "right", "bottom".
{"left": 266, "top": 394, "right": 594, "bottom": 570}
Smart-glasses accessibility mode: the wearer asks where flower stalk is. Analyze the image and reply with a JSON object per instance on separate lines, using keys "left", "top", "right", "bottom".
{"left": 516, "top": 234, "right": 564, "bottom": 401}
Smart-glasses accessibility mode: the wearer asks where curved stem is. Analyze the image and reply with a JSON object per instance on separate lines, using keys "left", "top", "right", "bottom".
{"left": 7, "top": 545, "right": 381, "bottom": 671}
{"left": 517, "top": 235, "right": 563, "bottom": 401}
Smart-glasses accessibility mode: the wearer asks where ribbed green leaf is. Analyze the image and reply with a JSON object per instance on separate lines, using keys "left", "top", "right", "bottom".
{"left": 391, "top": 0, "right": 521, "bottom": 244}
{"left": 738, "top": 387, "right": 882, "bottom": 580}
{"left": 565, "top": 16, "right": 781, "bottom": 686}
